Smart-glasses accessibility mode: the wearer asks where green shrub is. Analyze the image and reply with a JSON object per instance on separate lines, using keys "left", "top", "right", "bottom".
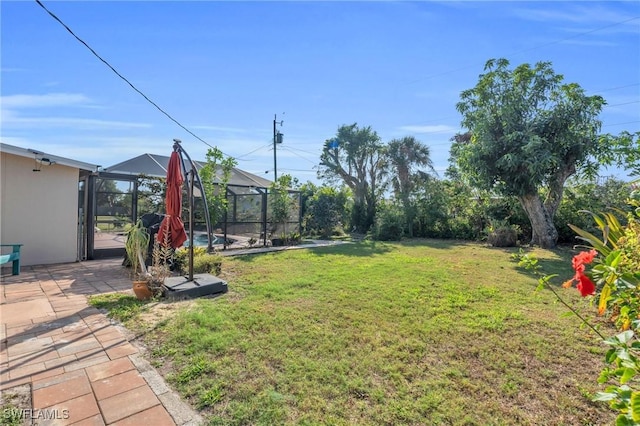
{"left": 555, "top": 178, "right": 631, "bottom": 244}
{"left": 373, "top": 202, "right": 405, "bottom": 241}
{"left": 287, "top": 232, "right": 301, "bottom": 245}
{"left": 303, "top": 186, "right": 351, "bottom": 238}
{"left": 193, "top": 253, "right": 222, "bottom": 275}
{"left": 174, "top": 247, "right": 208, "bottom": 274}
{"left": 412, "top": 179, "right": 528, "bottom": 241}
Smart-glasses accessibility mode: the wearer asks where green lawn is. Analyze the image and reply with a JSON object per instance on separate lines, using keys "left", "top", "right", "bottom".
{"left": 91, "top": 240, "right": 615, "bottom": 425}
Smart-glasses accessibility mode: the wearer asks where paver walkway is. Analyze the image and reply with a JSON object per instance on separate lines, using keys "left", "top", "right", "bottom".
{"left": 1, "top": 259, "right": 202, "bottom": 425}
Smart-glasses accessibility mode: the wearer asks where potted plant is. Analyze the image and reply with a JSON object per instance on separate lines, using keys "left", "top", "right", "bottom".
{"left": 124, "top": 219, "right": 153, "bottom": 300}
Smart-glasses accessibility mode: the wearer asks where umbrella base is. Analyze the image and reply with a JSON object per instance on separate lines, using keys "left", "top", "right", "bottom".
{"left": 163, "top": 274, "right": 228, "bottom": 299}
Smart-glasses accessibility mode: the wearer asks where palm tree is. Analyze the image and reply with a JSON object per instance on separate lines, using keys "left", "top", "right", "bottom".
{"left": 387, "top": 136, "right": 435, "bottom": 236}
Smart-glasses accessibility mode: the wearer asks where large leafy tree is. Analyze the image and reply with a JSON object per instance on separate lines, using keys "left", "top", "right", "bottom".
{"left": 319, "top": 123, "right": 386, "bottom": 232}
{"left": 598, "top": 130, "right": 640, "bottom": 177}
{"left": 387, "top": 136, "right": 435, "bottom": 237}
{"left": 453, "top": 58, "right": 606, "bottom": 248}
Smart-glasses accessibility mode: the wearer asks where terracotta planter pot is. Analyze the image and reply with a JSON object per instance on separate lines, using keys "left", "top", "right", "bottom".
{"left": 132, "top": 280, "right": 153, "bottom": 300}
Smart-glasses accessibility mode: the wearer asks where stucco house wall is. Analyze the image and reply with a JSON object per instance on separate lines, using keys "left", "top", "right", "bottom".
{"left": 1, "top": 150, "right": 84, "bottom": 266}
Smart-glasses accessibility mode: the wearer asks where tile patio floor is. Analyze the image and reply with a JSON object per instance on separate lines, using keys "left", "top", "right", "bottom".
{"left": 1, "top": 259, "right": 202, "bottom": 426}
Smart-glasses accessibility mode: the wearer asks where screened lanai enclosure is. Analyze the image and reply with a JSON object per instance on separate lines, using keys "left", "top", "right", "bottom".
{"left": 81, "top": 153, "right": 300, "bottom": 259}
{"left": 224, "top": 184, "right": 301, "bottom": 246}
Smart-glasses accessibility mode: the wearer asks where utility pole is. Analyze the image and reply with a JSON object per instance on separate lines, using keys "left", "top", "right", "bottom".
{"left": 273, "top": 113, "right": 284, "bottom": 182}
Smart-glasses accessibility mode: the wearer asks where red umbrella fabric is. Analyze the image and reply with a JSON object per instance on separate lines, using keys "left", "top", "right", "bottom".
{"left": 157, "top": 151, "right": 187, "bottom": 248}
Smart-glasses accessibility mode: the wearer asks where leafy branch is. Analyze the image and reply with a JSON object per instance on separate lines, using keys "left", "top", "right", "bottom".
{"left": 511, "top": 250, "right": 605, "bottom": 340}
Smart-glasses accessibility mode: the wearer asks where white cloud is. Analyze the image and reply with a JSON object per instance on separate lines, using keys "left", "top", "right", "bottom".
{"left": 1, "top": 111, "right": 152, "bottom": 130}
{"left": 1, "top": 92, "right": 151, "bottom": 143}
{"left": 397, "top": 124, "right": 457, "bottom": 134}
{"left": 1, "top": 93, "right": 93, "bottom": 108}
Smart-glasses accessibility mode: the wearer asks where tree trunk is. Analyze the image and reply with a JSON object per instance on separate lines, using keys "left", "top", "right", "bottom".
{"left": 519, "top": 193, "right": 558, "bottom": 248}
{"left": 544, "top": 162, "right": 575, "bottom": 219}
{"left": 401, "top": 192, "right": 413, "bottom": 237}
{"left": 353, "top": 185, "right": 369, "bottom": 232}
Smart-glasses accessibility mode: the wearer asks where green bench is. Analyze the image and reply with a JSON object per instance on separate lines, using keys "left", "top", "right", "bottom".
{"left": 0, "top": 244, "right": 23, "bottom": 275}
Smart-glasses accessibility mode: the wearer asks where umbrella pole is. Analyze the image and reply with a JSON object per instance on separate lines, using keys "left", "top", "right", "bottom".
{"left": 188, "top": 168, "right": 195, "bottom": 282}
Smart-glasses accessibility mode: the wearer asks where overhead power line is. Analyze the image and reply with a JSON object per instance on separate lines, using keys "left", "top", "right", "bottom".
{"left": 279, "top": 146, "right": 317, "bottom": 165}
{"left": 235, "top": 143, "right": 272, "bottom": 160}
{"left": 604, "top": 100, "right": 640, "bottom": 108}
{"left": 34, "top": 0, "right": 236, "bottom": 159}
{"left": 279, "top": 168, "right": 316, "bottom": 173}
{"left": 590, "top": 83, "right": 640, "bottom": 94}
{"left": 603, "top": 120, "right": 640, "bottom": 128}
{"left": 282, "top": 145, "right": 322, "bottom": 156}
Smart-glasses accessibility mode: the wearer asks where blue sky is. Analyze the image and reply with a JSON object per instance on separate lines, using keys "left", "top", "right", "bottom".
{"left": 2, "top": 1, "right": 639, "bottom": 183}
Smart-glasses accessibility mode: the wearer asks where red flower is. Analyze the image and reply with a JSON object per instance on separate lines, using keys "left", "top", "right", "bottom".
{"left": 566, "top": 250, "right": 598, "bottom": 297}
{"left": 572, "top": 250, "right": 598, "bottom": 271}
{"left": 576, "top": 273, "right": 596, "bottom": 297}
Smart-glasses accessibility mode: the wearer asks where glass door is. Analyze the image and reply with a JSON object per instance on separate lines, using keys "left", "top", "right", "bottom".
{"left": 91, "top": 175, "right": 138, "bottom": 259}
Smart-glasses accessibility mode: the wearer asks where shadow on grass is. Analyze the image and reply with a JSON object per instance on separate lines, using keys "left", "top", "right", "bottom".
{"left": 509, "top": 245, "right": 576, "bottom": 287}
{"left": 394, "top": 238, "right": 478, "bottom": 250}
{"left": 229, "top": 240, "right": 394, "bottom": 262}
{"left": 311, "top": 241, "right": 395, "bottom": 257}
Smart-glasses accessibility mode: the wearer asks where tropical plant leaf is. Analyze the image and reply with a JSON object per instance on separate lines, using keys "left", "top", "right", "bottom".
{"left": 616, "top": 414, "right": 634, "bottom": 426}
{"left": 604, "top": 212, "right": 625, "bottom": 240}
{"left": 620, "top": 273, "right": 640, "bottom": 288}
{"left": 618, "top": 330, "right": 636, "bottom": 345}
{"left": 607, "top": 250, "right": 623, "bottom": 269}
{"left": 599, "top": 369, "right": 611, "bottom": 384}
{"left": 621, "top": 368, "right": 636, "bottom": 384}
{"left": 593, "top": 391, "right": 617, "bottom": 402}
{"left": 632, "top": 392, "right": 640, "bottom": 423}
{"left": 568, "top": 223, "right": 611, "bottom": 256}
{"left": 599, "top": 283, "right": 612, "bottom": 316}
{"left": 576, "top": 210, "right": 623, "bottom": 248}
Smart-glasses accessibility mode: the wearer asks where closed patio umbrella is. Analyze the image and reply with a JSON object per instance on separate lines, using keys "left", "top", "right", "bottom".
{"left": 157, "top": 150, "right": 187, "bottom": 248}
{"left": 162, "top": 139, "right": 227, "bottom": 297}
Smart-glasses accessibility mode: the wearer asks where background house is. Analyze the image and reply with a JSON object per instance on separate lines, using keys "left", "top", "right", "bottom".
{"left": 0, "top": 143, "right": 99, "bottom": 267}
